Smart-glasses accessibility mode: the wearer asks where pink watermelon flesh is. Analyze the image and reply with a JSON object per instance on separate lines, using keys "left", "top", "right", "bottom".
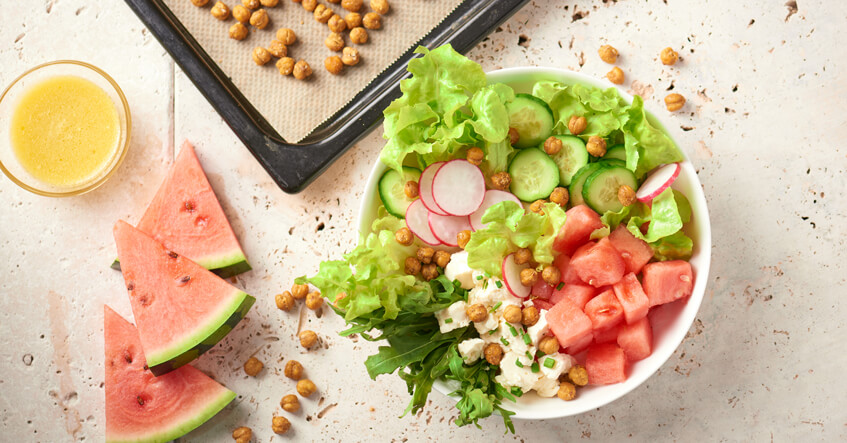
{"left": 531, "top": 280, "right": 554, "bottom": 299}
{"left": 642, "top": 260, "right": 694, "bottom": 307}
{"left": 550, "top": 284, "right": 595, "bottom": 309}
{"left": 553, "top": 205, "right": 604, "bottom": 255}
{"left": 562, "top": 242, "right": 593, "bottom": 284}
{"left": 612, "top": 273, "right": 650, "bottom": 324}
{"left": 114, "top": 220, "right": 255, "bottom": 375}
{"left": 584, "top": 289, "right": 625, "bottom": 331}
{"left": 546, "top": 298, "right": 592, "bottom": 349}
{"left": 565, "top": 330, "right": 594, "bottom": 355}
{"left": 533, "top": 298, "right": 555, "bottom": 311}
{"left": 608, "top": 225, "right": 654, "bottom": 274}
{"left": 586, "top": 343, "right": 627, "bottom": 385}
{"left": 593, "top": 324, "right": 622, "bottom": 344}
{"left": 617, "top": 317, "right": 653, "bottom": 361}
{"left": 115, "top": 141, "right": 250, "bottom": 279}
{"left": 570, "top": 237, "right": 626, "bottom": 287}
{"left": 105, "top": 306, "right": 235, "bottom": 443}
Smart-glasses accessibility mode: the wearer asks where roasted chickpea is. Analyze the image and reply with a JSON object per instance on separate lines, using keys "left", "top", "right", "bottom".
{"left": 362, "top": 12, "right": 381, "bottom": 29}
{"left": 484, "top": 343, "right": 503, "bottom": 365}
{"left": 434, "top": 250, "right": 451, "bottom": 268}
{"left": 280, "top": 394, "right": 300, "bottom": 412}
{"left": 261, "top": 0, "right": 279, "bottom": 5}
{"left": 275, "top": 291, "right": 295, "bottom": 310}
{"left": 541, "top": 265, "right": 561, "bottom": 285}
{"left": 277, "top": 57, "right": 295, "bottom": 75}
{"left": 568, "top": 364, "right": 589, "bottom": 386}
{"left": 529, "top": 199, "right": 546, "bottom": 214}
{"left": 618, "top": 184, "right": 636, "bottom": 206}
{"left": 341, "top": 46, "right": 360, "bottom": 66}
{"left": 466, "top": 304, "right": 488, "bottom": 322}
{"left": 299, "top": 330, "right": 318, "bottom": 349}
{"left": 466, "top": 147, "right": 484, "bottom": 166}
{"left": 421, "top": 263, "right": 438, "bottom": 281}
{"left": 252, "top": 46, "right": 271, "bottom": 65}
{"left": 404, "top": 256, "right": 421, "bottom": 275}
{"left": 250, "top": 9, "right": 269, "bottom": 28}
{"left": 314, "top": 4, "right": 333, "bottom": 22}
{"left": 519, "top": 268, "right": 538, "bottom": 287}
{"left": 243, "top": 0, "right": 260, "bottom": 8}
{"left": 284, "top": 360, "right": 304, "bottom": 380}
{"left": 521, "top": 306, "right": 540, "bottom": 326}
{"left": 586, "top": 136, "right": 607, "bottom": 157}
{"left": 370, "top": 0, "right": 389, "bottom": 14}
{"left": 342, "top": 0, "right": 362, "bottom": 11}
{"left": 416, "top": 246, "right": 434, "bottom": 264}
{"left": 403, "top": 180, "right": 418, "bottom": 199}
{"left": 349, "top": 26, "right": 368, "bottom": 44}
{"left": 457, "top": 230, "right": 472, "bottom": 249}
{"left": 344, "top": 12, "right": 362, "bottom": 28}
{"left": 325, "top": 32, "right": 345, "bottom": 51}
{"left": 503, "top": 305, "right": 522, "bottom": 323}
{"left": 514, "top": 248, "right": 532, "bottom": 265}
{"left": 606, "top": 66, "right": 624, "bottom": 85}
{"left": 267, "top": 40, "right": 288, "bottom": 57}
{"left": 550, "top": 187, "right": 569, "bottom": 206}
{"left": 243, "top": 357, "right": 264, "bottom": 376}
{"left": 508, "top": 127, "right": 520, "bottom": 145}
{"left": 543, "top": 136, "right": 563, "bottom": 155}
{"left": 276, "top": 28, "right": 297, "bottom": 45}
{"left": 328, "top": 14, "right": 347, "bottom": 32}
{"left": 327, "top": 0, "right": 339, "bottom": 3}
{"left": 233, "top": 5, "right": 251, "bottom": 22}
{"left": 567, "top": 115, "right": 587, "bottom": 135}
{"left": 293, "top": 60, "right": 312, "bottom": 80}
{"left": 229, "top": 22, "right": 249, "bottom": 40}
{"left": 557, "top": 381, "right": 576, "bottom": 401}
{"left": 192, "top": 0, "right": 210, "bottom": 6}
{"left": 232, "top": 426, "right": 252, "bottom": 443}
{"left": 325, "top": 55, "right": 344, "bottom": 75}
{"left": 306, "top": 290, "right": 324, "bottom": 309}
{"left": 664, "top": 93, "right": 686, "bottom": 112}
{"left": 301, "top": 0, "right": 317, "bottom": 11}
{"left": 291, "top": 283, "right": 309, "bottom": 299}
{"left": 297, "top": 378, "right": 317, "bottom": 397}
{"left": 660, "top": 47, "right": 679, "bottom": 66}
{"left": 395, "top": 227, "right": 414, "bottom": 246}
{"left": 271, "top": 416, "right": 290, "bottom": 434}
{"left": 598, "top": 44, "right": 618, "bottom": 64}
{"left": 211, "top": 2, "right": 231, "bottom": 20}
{"left": 490, "top": 171, "right": 511, "bottom": 191}
{"left": 538, "top": 336, "right": 559, "bottom": 355}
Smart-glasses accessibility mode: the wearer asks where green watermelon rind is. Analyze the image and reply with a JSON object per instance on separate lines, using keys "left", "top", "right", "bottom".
{"left": 146, "top": 290, "right": 256, "bottom": 376}
{"left": 106, "top": 388, "right": 236, "bottom": 443}
{"left": 110, "top": 250, "right": 251, "bottom": 279}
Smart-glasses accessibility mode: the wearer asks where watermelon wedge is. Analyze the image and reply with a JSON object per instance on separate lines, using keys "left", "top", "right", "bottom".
{"left": 114, "top": 220, "right": 255, "bottom": 375}
{"left": 112, "top": 141, "right": 251, "bottom": 278}
{"left": 105, "top": 306, "right": 235, "bottom": 443}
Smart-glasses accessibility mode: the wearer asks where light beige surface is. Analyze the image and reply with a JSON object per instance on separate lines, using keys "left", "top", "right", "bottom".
{"left": 1, "top": 0, "right": 847, "bottom": 442}
{"left": 165, "top": 0, "right": 464, "bottom": 142}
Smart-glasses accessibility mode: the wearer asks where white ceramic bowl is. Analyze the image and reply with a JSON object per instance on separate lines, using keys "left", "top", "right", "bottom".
{"left": 357, "top": 67, "right": 711, "bottom": 420}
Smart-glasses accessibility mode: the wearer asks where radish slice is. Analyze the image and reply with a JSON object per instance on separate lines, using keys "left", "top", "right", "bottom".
{"left": 405, "top": 200, "right": 442, "bottom": 246}
{"left": 418, "top": 162, "right": 449, "bottom": 216}
{"left": 469, "top": 190, "right": 523, "bottom": 231}
{"left": 502, "top": 253, "right": 531, "bottom": 298}
{"left": 636, "top": 163, "right": 681, "bottom": 202}
{"left": 428, "top": 212, "right": 472, "bottom": 247}
{"left": 431, "top": 159, "right": 486, "bottom": 216}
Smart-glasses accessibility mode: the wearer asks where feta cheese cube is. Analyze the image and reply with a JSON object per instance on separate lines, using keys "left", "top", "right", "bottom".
{"left": 495, "top": 351, "right": 541, "bottom": 393}
{"left": 457, "top": 338, "right": 485, "bottom": 364}
{"left": 473, "top": 313, "right": 499, "bottom": 336}
{"left": 435, "top": 301, "right": 470, "bottom": 333}
{"left": 538, "top": 352, "right": 575, "bottom": 381}
{"left": 444, "top": 251, "right": 474, "bottom": 289}
{"left": 469, "top": 280, "right": 522, "bottom": 308}
{"left": 533, "top": 377, "right": 560, "bottom": 397}
{"left": 526, "top": 309, "right": 550, "bottom": 347}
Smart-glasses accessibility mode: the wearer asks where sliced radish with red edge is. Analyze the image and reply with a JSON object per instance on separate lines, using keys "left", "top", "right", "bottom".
{"left": 405, "top": 200, "right": 442, "bottom": 246}
{"left": 636, "top": 163, "right": 681, "bottom": 203}
{"left": 469, "top": 190, "right": 522, "bottom": 231}
{"left": 418, "top": 162, "right": 449, "bottom": 216}
{"left": 428, "top": 213, "right": 472, "bottom": 247}
{"left": 502, "top": 253, "right": 531, "bottom": 298}
{"left": 431, "top": 160, "right": 486, "bottom": 216}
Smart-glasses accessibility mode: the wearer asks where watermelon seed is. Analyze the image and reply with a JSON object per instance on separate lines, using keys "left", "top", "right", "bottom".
{"left": 177, "top": 275, "right": 191, "bottom": 286}
{"left": 680, "top": 275, "right": 691, "bottom": 282}
{"left": 123, "top": 352, "right": 132, "bottom": 363}
{"left": 136, "top": 396, "right": 145, "bottom": 406}
{"left": 168, "top": 251, "right": 178, "bottom": 259}
{"left": 143, "top": 364, "right": 148, "bottom": 371}
{"left": 126, "top": 282, "right": 135, "bottom": 291}
{"left": 184, "top": 201, "right": 196, "bottom": 212}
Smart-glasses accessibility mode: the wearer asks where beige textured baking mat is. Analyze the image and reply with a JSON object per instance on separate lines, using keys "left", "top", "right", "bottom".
{"left": 164, "top": 0, "right": 466, "bottom": 142}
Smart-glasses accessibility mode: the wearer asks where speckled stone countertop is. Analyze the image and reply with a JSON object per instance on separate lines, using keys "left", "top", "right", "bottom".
{"left": 1, "top": 0, "right": 845, "bottom": 441}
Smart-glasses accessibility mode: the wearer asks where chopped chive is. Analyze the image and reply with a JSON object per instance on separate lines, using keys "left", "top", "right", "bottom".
{"left": 536, "top": 350, "right": 546, "bottom": 358}
{"left": 511, "top": 386, "right": 523, "bottom": 397}
{"left": 543, "top": 358, "right": 555, "bottom": 368}
{"left": 526, "top": 351, "right": 533, "bottom": 359}
{"left": 508, "top": 325, "right": 518, "bottom": 336}
{"left": 522, "top": 333, "right": 531, "bottom": 345}
{"left": 495, "top": 280, "right": 503, "bottom": 288}
{"left": 488, "top": 329, "right": 497, "bottom": 335}
{"left": 500, "top": 337, "right": 510, "bottom": 346}
{"left": 476, "top": 275, "right": 484, "bottom": 280}
{"left": 531, "top": 362, "right": 540, "bottom": 373}
{"left": 556, "top": 282, "right": 565, "bottom": 290}
{"left": 515, "top": 360, "right": 524, "bottom": 368}
{"left": 444, "top": 318, "right": 453, "bottom": 324}
{"left": 491, "top": 301, "right": 502, "bottom": 312}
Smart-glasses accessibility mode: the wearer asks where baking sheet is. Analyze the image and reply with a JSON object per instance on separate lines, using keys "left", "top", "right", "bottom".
{"left": 164, "top": 0, "right": 465, "bottom": 142}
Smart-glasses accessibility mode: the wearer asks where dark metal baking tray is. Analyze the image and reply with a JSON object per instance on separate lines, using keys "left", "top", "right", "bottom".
{"left": 124, "top": 0, "right": 528, "bottom": 193}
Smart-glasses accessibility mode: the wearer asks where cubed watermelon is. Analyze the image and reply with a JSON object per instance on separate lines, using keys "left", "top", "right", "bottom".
{"left": 612, "top": 273, "right": 650, "bottom": 324}
{"left": 553, "top": 205, "right": 604, "bottom": 255}
{"left": 550, "top": 284, "right": 595, "bottom": 309}
{"left": 546, "top": 298, "right": 593, "bottom": 349}
{"left": 533, "top": 299, "right": 555, "bottom": 311}
{"left": 565, "top": 331, "right": 594, "bottom": 354}
{"left": 532, "top": 280, "right": 554, "bottom": 299}
{"left": 585, "top": 343, "right": 627, "bottom": 385}
{"left": 617, "top": 317, "right": 653, "bottom": 361}
{"left": 642, "top": 260, "right": 694, "bottom": 307}
{"left": 553, "top": 253, "right": 569, "bottom": 277}
{"left": 583, "top": 289, "right": 624, "bottom": 331}
{"left": 569, "top": 237, "right": 625, "bottom": 287}
{"left": 608, "top": 225, "right": 654, "bottom": 274}
{"left": 593, "top": 324, "right": 622, "bottom": 343}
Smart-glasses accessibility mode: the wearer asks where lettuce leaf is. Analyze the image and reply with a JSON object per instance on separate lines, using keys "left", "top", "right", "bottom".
{"left": 650, "top": 230, "right": 694, "bottom": 261}
{"left": 623, "top": 96, "right": 685, "bottom": 177}
{"left": 626, "top": 188, "right": 684, "bottom": 243}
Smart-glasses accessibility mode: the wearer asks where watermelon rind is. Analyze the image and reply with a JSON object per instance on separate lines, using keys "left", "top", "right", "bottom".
{"left": 146, "top": 290, "right": 255, "bottom": 376}
{"left": 110, "top": 250, "right": 251, "bottom": 279}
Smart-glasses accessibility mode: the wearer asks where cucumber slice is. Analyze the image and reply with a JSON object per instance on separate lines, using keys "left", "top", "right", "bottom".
{"left": 378, "top": 166, "right": 422, "bottom": 218}
{"left": 545, "top": 135, "right": 590, "bottom": 186}
{"left": 507, "top": 94, "right": 554, "bottom": 149}
{"left": 568, "top": 160, "right": 624, "bottom": 208}
{"left": 508, "top": 147, "right": 560, "bottom": 202}
{"left": 603, "top": 145, "right": 627, "bottom": 161}
{"left": 582, "top": 164, "right": 639, "bottom": 214}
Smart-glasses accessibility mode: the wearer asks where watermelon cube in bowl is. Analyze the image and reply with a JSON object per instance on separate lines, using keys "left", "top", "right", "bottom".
{"left": 569, "top": 237, "right": 626, "bottom": 288}
{"left": 642, "top": 260, "right": 695, "bottom": 307}
{"left": 585, "top": 343, "right": 627, "bottom": 385}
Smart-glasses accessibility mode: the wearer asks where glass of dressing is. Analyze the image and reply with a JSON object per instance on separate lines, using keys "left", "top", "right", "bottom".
{"left": 0, "top": 60, "right": 131, "bottom": 197}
